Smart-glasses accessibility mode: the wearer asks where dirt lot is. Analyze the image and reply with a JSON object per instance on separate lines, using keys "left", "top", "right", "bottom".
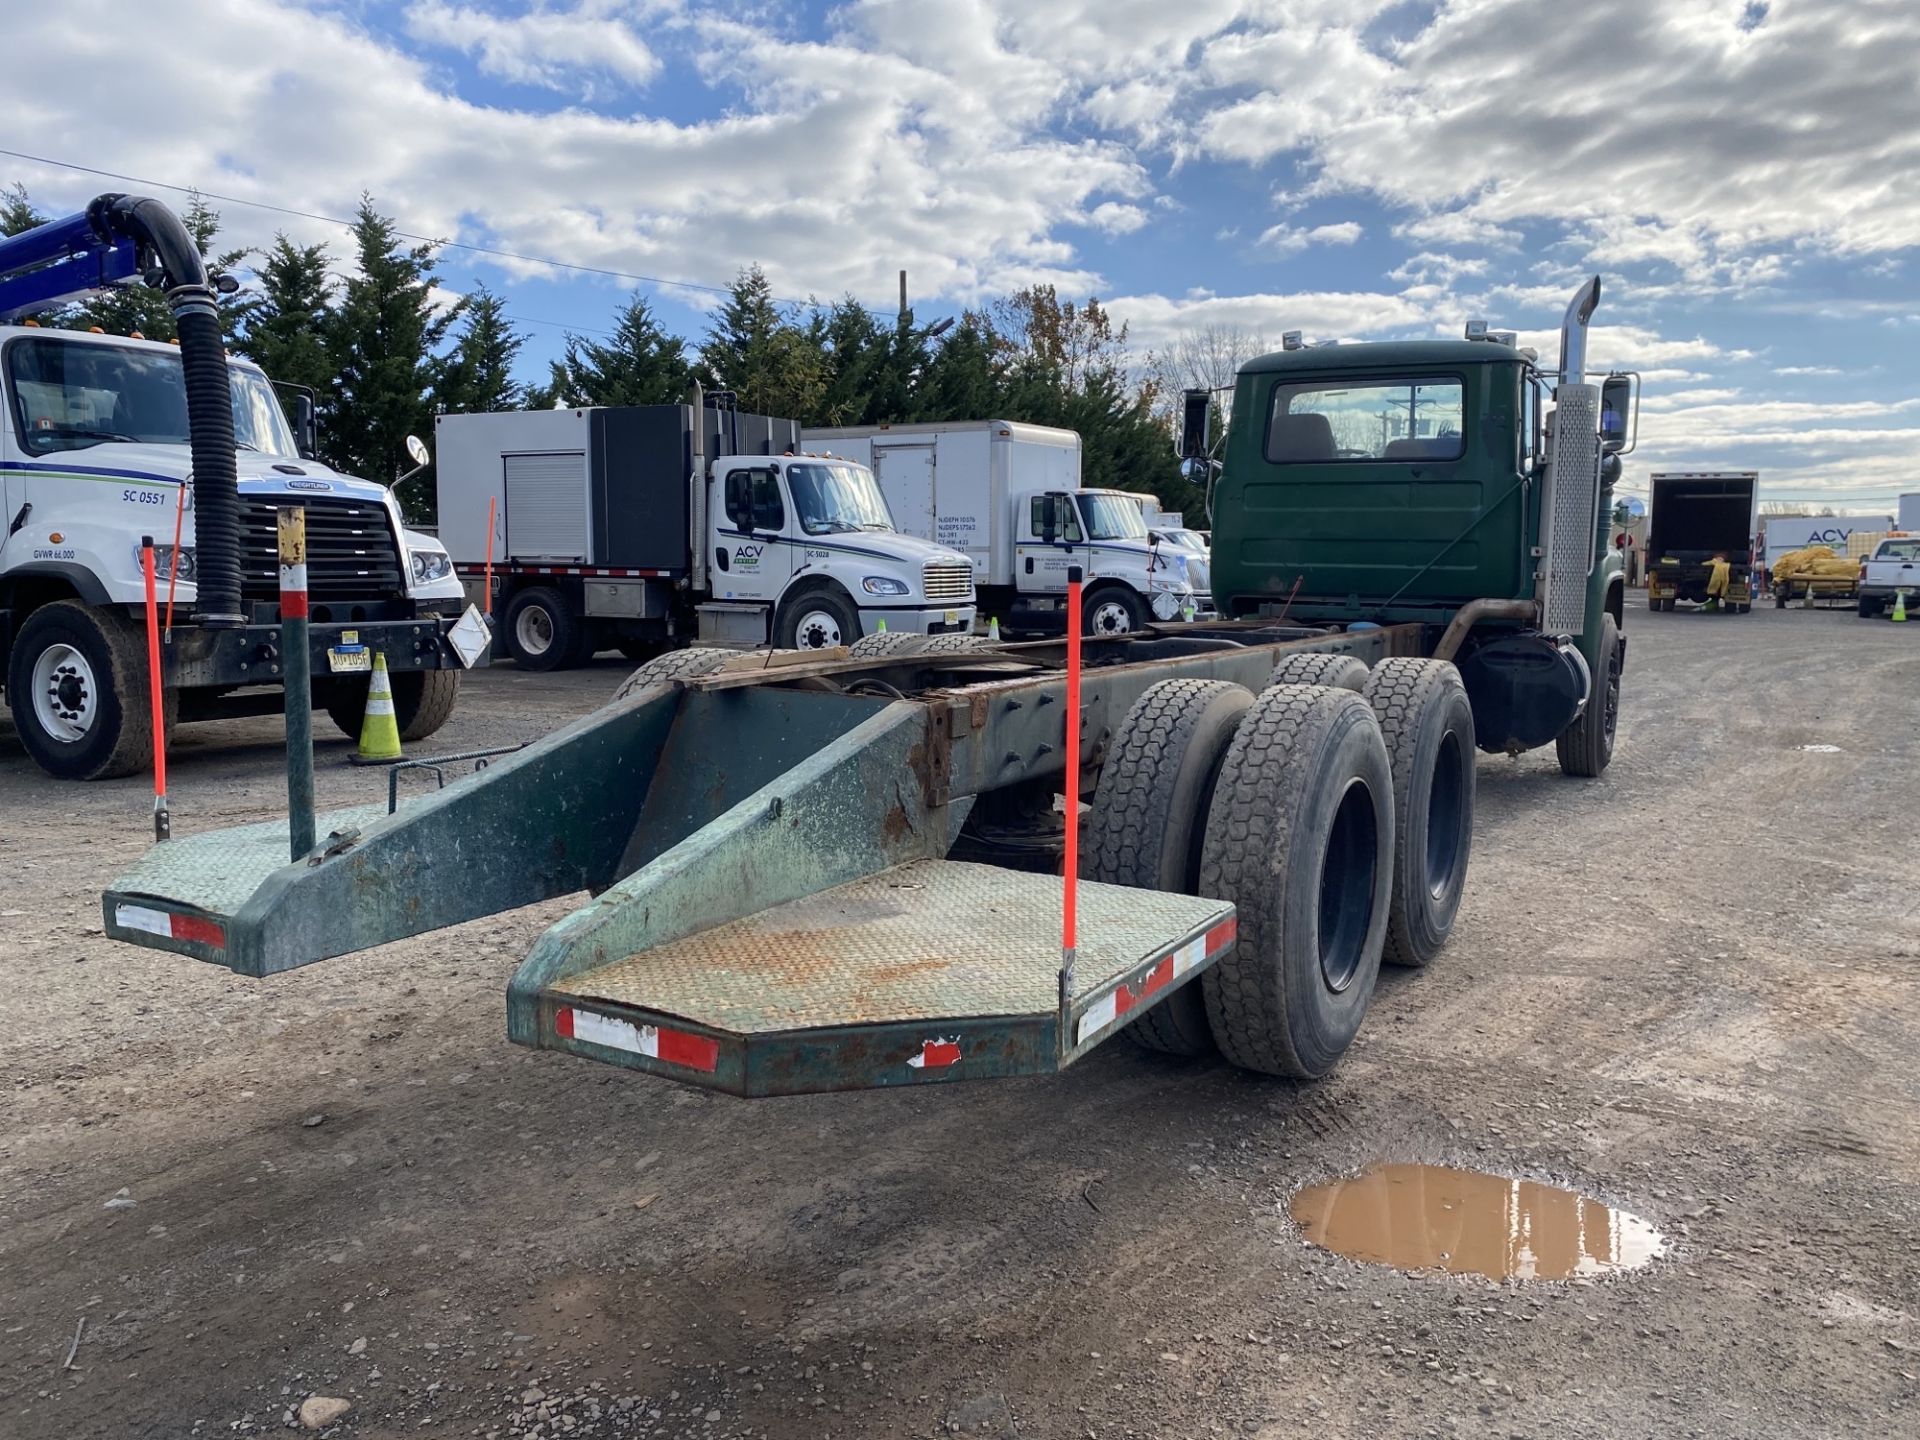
{"left": 2, "top": 604, "right": 1916, "bottom": 1440}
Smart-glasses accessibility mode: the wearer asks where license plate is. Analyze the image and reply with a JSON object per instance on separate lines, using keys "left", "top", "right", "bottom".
{"left": 327, "top": 645, "right": 371, "bottom": 674}
{"left": 944, "top": 610, "right": 958, "bottom": 625}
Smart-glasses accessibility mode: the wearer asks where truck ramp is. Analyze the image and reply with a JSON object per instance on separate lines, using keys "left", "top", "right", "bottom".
{"left": 527, "top": 858, "right": 1235, "bottom": 1096}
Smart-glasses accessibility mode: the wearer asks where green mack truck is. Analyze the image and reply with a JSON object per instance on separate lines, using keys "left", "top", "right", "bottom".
{"left": 101, "top": 279, "right": 1632, "bottom": 1097}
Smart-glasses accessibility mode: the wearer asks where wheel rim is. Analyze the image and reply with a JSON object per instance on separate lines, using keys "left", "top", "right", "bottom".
{"left": 1425, "top": 731, "right": 1467, "bottom": 900}
{"left": 1090, "top": 600, "right": 1134, "bottom": 635}
{"left": 794, "top": 610, "right": 843, "bottom": 649}
{"left": 31, "top": 642, "right": 98, "bottom": 743}
{"left": 514, "top": 605, "right": 555, "bottom": 656}
{"left": 1603, "top": 650, "right": 1621, "bottom": 748}
{"left": 1318, "top": 779, "right": 1379, "bottom": 993}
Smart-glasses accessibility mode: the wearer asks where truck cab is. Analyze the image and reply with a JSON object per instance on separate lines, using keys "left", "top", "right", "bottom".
{"left": 1198, "top": 280, "right": 1633, "bottom": 774}
{"left": 0, "top": 324, "right": 471, "bottom": 779}
{"left": 707, "top": 452, "right": 975, "bottom": 649}
{"left": 1014, "top": 486, "right": 1200, "bottom": 633}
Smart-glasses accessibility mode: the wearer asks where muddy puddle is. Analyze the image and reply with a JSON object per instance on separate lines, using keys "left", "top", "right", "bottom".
{"left": 1290, "top": 1163, "right": 1664, "bottom": 1281}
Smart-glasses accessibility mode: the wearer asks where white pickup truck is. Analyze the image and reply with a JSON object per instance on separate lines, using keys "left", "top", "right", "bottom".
{"left": 1857, "top": 536, "right": 1920, "bottom": 618}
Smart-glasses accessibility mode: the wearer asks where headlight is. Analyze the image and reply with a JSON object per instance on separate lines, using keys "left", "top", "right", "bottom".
{"left": 140, "top": 545, "right": 195, "bottom": 582}
{"left": 862, "top": 575, "right": 910, "bottom": 596}
{"left": 411, "top": 548, "right": 453, "bottom": 583}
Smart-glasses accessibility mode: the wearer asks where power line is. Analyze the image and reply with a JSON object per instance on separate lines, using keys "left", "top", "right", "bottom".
{"left": 0, "top": 146, "right": 895, "bottom": 318}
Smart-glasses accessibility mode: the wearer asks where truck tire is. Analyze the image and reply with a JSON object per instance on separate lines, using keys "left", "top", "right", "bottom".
{"left": 1858, "top": 596, "right": 1884, "bottom": 619}
{"left": 776, "top": 587, "right": 860, "bottom": 651}
{"left": 1084, "top": 679, "right": 1254, "bottom": 1056}
{"left": 322, "top": 669, "right": 461, "bottom": 743}
{"left": 1198, "top": 684, "right": 1394, "bottom": 1079}
{"left": 916, "top": 633, "right": 989, "bottom": 654}
{"left": 6, "top": 600, "right": 174, "bottom": 781}
{"left": 1555, "top": 613, "right": 1621, "bottom": 779}
{"left": 849, "top": 632, "right": 932, "bottom": 659}
{"left": 614, "top": 646, "right": 735, "bottom": 701}
{"left": 1268, "top": 653, "right": 1367, "bottom": 692}
{"left": 504, "top": 587, "right": 582, "bottom": 671}
{"left": 1361, "top": 658, "right": 1475, "bottom": 968}
{"left": 1083, "top": 585, "right": 1146, "bottom": 636}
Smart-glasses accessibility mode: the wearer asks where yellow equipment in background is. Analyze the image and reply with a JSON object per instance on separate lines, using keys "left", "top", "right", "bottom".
{"left": 1771, "top": 545, "right": 1862, "bottom": 608}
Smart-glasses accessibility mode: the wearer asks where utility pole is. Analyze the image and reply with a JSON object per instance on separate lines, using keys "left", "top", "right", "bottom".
{"left": 899, "top": 270, "right": 907, "bottom": 316}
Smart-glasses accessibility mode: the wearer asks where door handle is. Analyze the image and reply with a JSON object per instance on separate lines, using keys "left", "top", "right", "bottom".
{"left": 715, "top": 547, "right": 729, "bottom": 573}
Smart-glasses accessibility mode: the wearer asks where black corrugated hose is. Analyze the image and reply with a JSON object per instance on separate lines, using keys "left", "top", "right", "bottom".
{"left": 93, "top": 193, "right": 245, "bottom": 625}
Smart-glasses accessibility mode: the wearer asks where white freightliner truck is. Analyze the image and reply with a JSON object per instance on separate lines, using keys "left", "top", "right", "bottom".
{"left": 0, "top": 201, "right": 472, "bottom": 781}
{"left": 804, "top": 420, "right": 1198, "bottom": 635}
{"left": 434, "top": 391, "right": 975, "bottom": 667}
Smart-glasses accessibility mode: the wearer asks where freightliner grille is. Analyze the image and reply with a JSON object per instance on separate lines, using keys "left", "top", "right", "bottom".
{"left": 237, "top": 494, "right": 407, "bottom": 604}
{"left": 923, "top": 561, "right": 974, "bottom": 603}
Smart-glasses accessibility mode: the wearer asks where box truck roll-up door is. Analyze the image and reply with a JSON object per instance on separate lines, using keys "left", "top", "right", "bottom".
{"left": 506, "top": 451, "right": 589, "bottom": 561}
{"left": 873, "top": 445, "right": 936, "bottom": 542}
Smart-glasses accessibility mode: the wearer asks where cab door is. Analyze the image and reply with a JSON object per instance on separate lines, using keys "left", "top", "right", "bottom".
{"left": 712, "top": 463, "right": 794, "bottom": 604}
{"left": 1014, "top": 491, "right": 1082, "bottom": 594}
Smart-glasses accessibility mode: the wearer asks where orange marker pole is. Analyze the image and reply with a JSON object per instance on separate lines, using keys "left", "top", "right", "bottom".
{"left": 1060, "top": 567, "right": 1084, "bottom": 1022}
{"left": 163, "top": 480, "right": 187, "bottom": 639}
{"left": 141, "top": 538, "right": 170, "bottom": 841}
{"left": 483, "top": 494, "right": 497, "bottom": 618}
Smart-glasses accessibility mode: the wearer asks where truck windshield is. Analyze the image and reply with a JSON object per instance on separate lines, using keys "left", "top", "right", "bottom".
{"left": 1266, "top": 377, "right": 1465, "bottom": 463}
{"left": 1078, "top": 492, "right": 1149, "bottom": 541}
{"left": 786, "top": 462, "right": 894, "bottom": 535}
{"left": 6, "top": 336, "right": 300, "bottom": 459}
{"left": 1877, "top": 539, "right": 1920, "bottom": 560}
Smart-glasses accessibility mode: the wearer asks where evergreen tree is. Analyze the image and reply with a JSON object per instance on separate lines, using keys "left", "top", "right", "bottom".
{"left": 915, "top": 312, "right": 1001, "bottom": 422}
{"left": 439, "top": 285, "right": 527, "bottom": 414}
{"left": 326, "top": 197, "right": 458, "bottom": 516}
{"left": 1, "top": 182, "right": 46, "bottom": 237}
{"left": 537, "top": 295, "right": 688, "bottom": 408}
{"left": 698, "top": 265, "right": 824, "bottom": 419}
{"left": 810, "top": 297, "right": 889, "bottom": 426}
{"left": 235, "top": 234, "right": 337, "bottom": 419}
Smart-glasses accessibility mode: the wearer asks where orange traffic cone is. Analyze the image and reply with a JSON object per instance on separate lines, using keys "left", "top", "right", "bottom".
{"left": 351, "top": 654, "right": 404, "bottom": 764}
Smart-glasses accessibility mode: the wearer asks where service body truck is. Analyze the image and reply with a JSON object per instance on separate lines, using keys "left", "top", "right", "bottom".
{"left": 1645, "top": 471, "right": 1758, "bottom": 612}
{"left": 435, "top": 397, "right": 974, "bottom": 668}
{"left": 1856, "top": 535, "right": 1920, "bottom": 618}
{"left": 0, "top": 202, "right": 472, "bottom": 781}
{"left": 806, "top": 420, "right": 1198, "bottom": 635}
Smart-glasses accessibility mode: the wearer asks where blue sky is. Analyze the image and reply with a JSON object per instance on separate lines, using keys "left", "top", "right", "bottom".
{"left": 7, "top": 0, "right": 1916, "bottom": 508}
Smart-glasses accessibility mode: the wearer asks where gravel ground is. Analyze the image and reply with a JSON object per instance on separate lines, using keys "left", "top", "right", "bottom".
{"left": 1, "top": 602, "right": 1916, "bottom": 1440}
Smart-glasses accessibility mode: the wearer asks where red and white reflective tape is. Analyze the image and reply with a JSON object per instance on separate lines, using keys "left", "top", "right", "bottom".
{"left": 906, "top": 1037, "right": 963, "bottom": 1070}
{"left": 553, "top": 1006, "right": 719, "bottom": 1073}
{"left": 1074, "top": 918, "right": 1237, "bottom": 1045}
{"left": 279, "top": 561, "right": 309, "bottom": 619}
{"left": 114, "top": 903, "right": 226, "bottom": 949}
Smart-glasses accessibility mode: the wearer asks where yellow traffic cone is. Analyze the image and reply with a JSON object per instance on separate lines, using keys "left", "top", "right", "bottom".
{"left": 351, "top": 654, "right": 404, "bottom": 765}
{"left": 1894, "top": 589, "right": 1908, "bottom": 623}
{"left": 875, "top": 617, "right": 888, "bottom": 633}
{"left": 987, "top": 616, "right": 1001, "bottom": 643}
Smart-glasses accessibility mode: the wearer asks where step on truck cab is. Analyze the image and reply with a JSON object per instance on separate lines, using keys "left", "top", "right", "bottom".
{"left": 435, "top": 393, "right": 975, "bottom": 668}
{"left": 0, "top": 197, "right": 475, "bottom": 780}
{"left": 805, "top": 419, "right": 1199, "bottom": 635}
{"left": 102, "top": 279, "right": 1635, "bottom": 1104}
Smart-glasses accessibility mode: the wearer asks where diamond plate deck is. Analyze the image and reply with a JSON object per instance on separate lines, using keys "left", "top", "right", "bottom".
{"left": 108, "top": 803, "right": 389, "bottom": 915}
{"left": 551, "top": 858, "right": 1231, "bottom": 1033}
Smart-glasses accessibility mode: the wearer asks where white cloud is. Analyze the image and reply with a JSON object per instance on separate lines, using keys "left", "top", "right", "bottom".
{"left": 1255, "top": 220, "right": 1363, "bottom": 255}
{"left": 1104, "top": 288, "right": 1425, "bottom": 351}
{"left": 1086, "top": 202, "right": 1149, "bottom": 235}
{"left": 1775, "top": 365, "right": 1845, "bottom": 377}
{"left": 406, "top": 1, "right": 668, "bottom": 95}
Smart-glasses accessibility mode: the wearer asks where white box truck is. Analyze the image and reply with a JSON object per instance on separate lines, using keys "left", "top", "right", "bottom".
{"left": 805, "top": 420, "right": 1198, "bottom": 636}
{"left": 1899, "top": 493, "right": 1920, "bottom": 532}
{"left": 435, "top": 392, "right": 975, "bottom": 668}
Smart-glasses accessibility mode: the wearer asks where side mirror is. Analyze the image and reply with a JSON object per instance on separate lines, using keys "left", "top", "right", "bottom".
{"left": 405, "top": 434, "right": 431, "bottom": 468}
{"left": 290, "top": 394, "right": 318, "bottom": 460}
{"left": 1179, "top": 389, "right": 1212, "bottom": 461}
{"left": 1040, "top": 495, "right": 1059, "bottom": 544}
{"left": 1600, "top": 373, "right": 1635, "bottom": 454}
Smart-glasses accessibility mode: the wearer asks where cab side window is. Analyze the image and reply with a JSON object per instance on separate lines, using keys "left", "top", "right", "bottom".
{"left": 1029, "top": 494, "right": 1082, "bottom": 543}
{"left": 726, "top": 469, "right": 784, "bottom": 531}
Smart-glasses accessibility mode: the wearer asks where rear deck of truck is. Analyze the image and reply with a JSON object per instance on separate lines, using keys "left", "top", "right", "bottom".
{"left": 104, "top": 622, "right": 1424, "bottom": 1095}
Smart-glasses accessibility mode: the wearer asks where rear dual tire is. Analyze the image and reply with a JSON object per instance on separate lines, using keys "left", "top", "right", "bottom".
{"left": 1083, "top": 679, "right": 1253, "bottom": 1056}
